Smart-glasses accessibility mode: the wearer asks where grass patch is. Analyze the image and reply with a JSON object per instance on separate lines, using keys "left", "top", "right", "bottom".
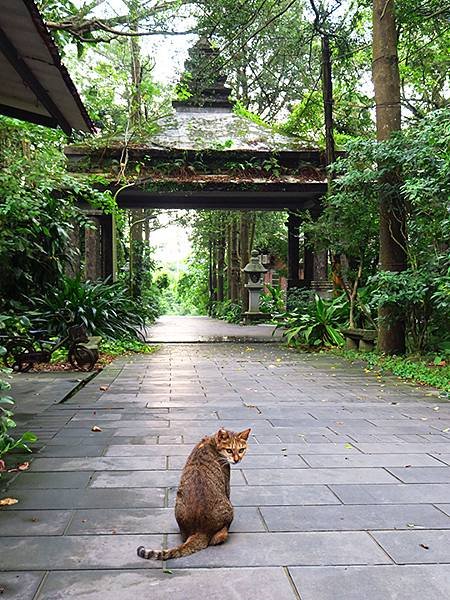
{"left": 329, "top": 349, "right": 450, "bottom": 393}
{"left": 99, "top": 339, "right": 158, "bottom": 359}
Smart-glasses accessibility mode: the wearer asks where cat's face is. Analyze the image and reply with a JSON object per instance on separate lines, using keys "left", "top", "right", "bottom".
{"left": 215, "top": 428, "right": 251, "bottom": 464}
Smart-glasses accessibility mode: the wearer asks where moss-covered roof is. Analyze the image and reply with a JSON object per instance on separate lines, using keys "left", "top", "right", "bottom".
{"left": 146, "top": 107, "right": 314, "bottom": 153}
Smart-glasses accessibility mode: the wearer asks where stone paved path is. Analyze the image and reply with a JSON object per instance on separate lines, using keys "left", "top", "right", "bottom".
{"left": 1, "top": 343, "right": 450, "bottom": 599}
{"left": 144, "top": 315, "right": 283, "bottom": 342}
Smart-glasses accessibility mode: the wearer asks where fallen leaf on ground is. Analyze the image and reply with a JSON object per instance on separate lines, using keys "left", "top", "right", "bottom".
{"left": 433, "top": 406, "right": 440, "bottom": 411}
{"left": 99, "top": 386, "right": 109, "bottom": 391}
{"left": 419, "top": 543, "right": 429, "bottom": 550}
{"left": 0, "top": 498, "right": 18, "bottom": 506}
{"left": 163, "top": 569, "right": 173, "bottom": 574}
{"left": 18, "top": 462, "right": 30, "bottom": 471}
{"left": 443, "top": 428, "right": 450, "bottom": 433}
{"left": 91, "top": 426, "right": 102, "bottom": 432}
{"left": 344, "top": 443, "right": 354, "bottom": 449}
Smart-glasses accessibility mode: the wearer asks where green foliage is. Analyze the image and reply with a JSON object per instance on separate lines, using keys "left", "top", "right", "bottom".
{"left": 99, "top": 339, "right": 157, "bottom": 356}
{"left": 27, "top": 277, "right": 145, "bottom": 340}
{"left": 176, "top": 256, "right": 210, "bottom": 316}
{"left": 331, "top": 349, "right": 450, "bottom": 393}
{"left": 0, "top": 347, "right": 37, "bottom": 461}
{"left": 233, "top": 101, "right": 270, "bottom": 128}
{"left": 260, "top": 285, "right": 285, "bottom": 316}
{"left": 369, "top": 262, "right": 450, "bottom": 353}
{"left": 0, "top": 117, "right": 114, "bottom": 309}
{"left": 307, "top": 108, "right": 450, "bottom": 351}
{"left": 286, "top": 288, "right": 316, "bottom": 313}
{"left": 254, "top": 212, "right": 288, "bottom": 262}
{"left": 211, "top": 300, "right": 243, "bottom": 324}
{"left": 276, "top": 295, "right": 348, "bottom": 347}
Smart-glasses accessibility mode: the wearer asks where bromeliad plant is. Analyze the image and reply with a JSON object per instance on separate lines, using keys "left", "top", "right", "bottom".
{"left": 275, "top": 294, "right": 348, "bottom": 347}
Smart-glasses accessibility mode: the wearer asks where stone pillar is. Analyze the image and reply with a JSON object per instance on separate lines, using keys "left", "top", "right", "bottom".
{"left": 303, "top": 233, "right": 314, "bottom": 288}
{"left": 287, "top": 211, "right": 301, "bottom": 289}
{"left": 100, "top": 214, "right": 117, "bottom": 281}
{"left": 84, "top": 217, "right": 102, "bottom": 281}
{"left": 66, "top": 222, "right": 81, "bottom": 278}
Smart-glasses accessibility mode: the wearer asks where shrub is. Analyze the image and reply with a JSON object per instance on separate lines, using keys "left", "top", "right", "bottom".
{"left": 276, "top": 295, "right": 348, "bottom": 347}
{"left": 211, "top": 300, "right": 243, "bottom": 324}
{"left": 27, "top": 277, "right": 145, "bottom": 340}
{"left": 286, "top": 287, "right": 316, "bottom": 313}
{"left": 0, "top": 344, "right": 37, "bottom": 463}
{"left": 369, "top": 262, "right": 450, "bottom": 353}
{"left": 260, "top": 284, "right": 285, "bottom": 316}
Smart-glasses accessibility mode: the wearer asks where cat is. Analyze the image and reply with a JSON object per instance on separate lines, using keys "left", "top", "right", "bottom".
{"left": 137, "top": 427, "right": 251, "bottom": 560}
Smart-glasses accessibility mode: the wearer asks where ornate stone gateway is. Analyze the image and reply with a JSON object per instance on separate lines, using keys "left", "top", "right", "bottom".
{"left": 66, "top": 39, "right": 331, "bottom": 293}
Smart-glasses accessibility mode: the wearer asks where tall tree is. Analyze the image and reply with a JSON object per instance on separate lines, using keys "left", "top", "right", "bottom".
{"left": 373, "top": 0, "right": 407, "bottom": 354}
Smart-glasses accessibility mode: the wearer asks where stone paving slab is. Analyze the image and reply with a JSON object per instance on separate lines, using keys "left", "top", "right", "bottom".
{"left": 289, "top": 565, "right": 450, "bottom": 600}
{"left": 243, "top": 467, "right": 398, "bottom": 485}
{"left": 165, "top": 531, "right": 391, "bottom": 567}
{"left": 88, "top": 469, "right": 245, "bottom": 488}
{"left": 28, "top": 456, "right": 166, "bottom": 471}
{"left": 2, "top": 488, "right": 166, "bottom": 509}
{"left": 168, "top": 484, "right": 341, "bottom": 507}
{"left": 66, "top": 506, "right": 265, "bottom": 534}
{"left": 372, "top": 530, "right": 450, "bottom": 564}
{"left": 35, "top": 568, "right": 298, "bottom": 600}
{"left": 0, "top": 509, "right": 72, "bottom": 535}
{"left": 260, "top": 504, "right": 450, "bottom": 532}
{"left": 387, "top": 466, "right": 450, "bottom": 483}
{"left": 0, "top": 572, "right": 44, "bottom": 600}
{"left": 330, "top": 483, "right": 450, "bottom": 504}
{"left": 1, "top": 339, "right": 450, "bottom": 598}
{"left": 6, "top": 471, "right": 92, "bottom": 490}
{"left": 301, "top": 452, "right": 443, "bottom": 467}
{"left": 0, "top": 535, "right": 162, "bottom": 570}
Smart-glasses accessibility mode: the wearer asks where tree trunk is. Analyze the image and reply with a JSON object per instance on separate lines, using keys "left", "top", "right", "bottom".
{"left": 240, "top": 212, "right": 250, "bottom": 312}
{"left": 321, "top": 34, "right": 336, "bottom": 168}
{"left": 84, "top": 218, "right": 101, "bottom": 281}
{"left": 211, "top": 239, "right": 218, "bottom": 304}
{"left": 373, "top": 0, "right": 407, "bottom": 354}
{"left": 129, "top": 0, "right": 142, "bottom": 128}
{"left": 217, "top": 224, "right": 226, "bottom": 302}
{"left": 208, "top": 238, "right": 214, "bottom": 315}
{"left": 129, "top": 209, "right": 144, "bottom": 296}
{"left": 226, "top": 222, "right": 232, "bottom": 300}
{"left": 287, "top": 211, "right": 300, "bottom": 289}
{"left": 230, "top": 217, "right": 240, "bottom": 302}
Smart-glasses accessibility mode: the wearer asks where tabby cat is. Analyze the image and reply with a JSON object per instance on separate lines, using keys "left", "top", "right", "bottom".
{"left": 137, "top": 427, "right": 251, "bottom": 560}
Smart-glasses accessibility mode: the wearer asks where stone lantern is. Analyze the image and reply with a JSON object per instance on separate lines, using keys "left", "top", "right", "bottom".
{"left": 243, "top": 250, "right": 267, "bottom": 322}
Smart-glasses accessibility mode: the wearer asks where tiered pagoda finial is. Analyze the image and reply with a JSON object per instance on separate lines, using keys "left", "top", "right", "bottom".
{"left": 173, "top": 37, "right": 233, "bottom": 112}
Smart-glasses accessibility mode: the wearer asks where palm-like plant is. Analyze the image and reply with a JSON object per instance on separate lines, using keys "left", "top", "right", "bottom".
{"left": 275, "top": 294, "right": 348, "bottom": 347}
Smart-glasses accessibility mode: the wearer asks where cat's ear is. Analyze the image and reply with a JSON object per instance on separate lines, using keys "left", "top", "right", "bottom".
{"left": 217, "top": 428, "right": 229, "bottom": 441}
{"left": 237, "top": 428, "right": 251, "bottom": 440}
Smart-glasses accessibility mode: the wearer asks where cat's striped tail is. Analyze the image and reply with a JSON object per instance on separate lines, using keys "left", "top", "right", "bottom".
{"left": 137, "top": 532, "right": 209, "bottom": 560}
